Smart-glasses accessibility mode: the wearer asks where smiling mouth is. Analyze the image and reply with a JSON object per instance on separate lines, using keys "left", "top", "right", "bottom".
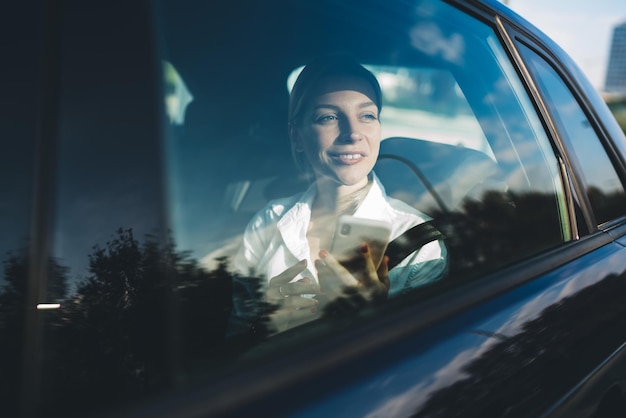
{"left": 329, "top": 153, "right": 365, "bottom": 164}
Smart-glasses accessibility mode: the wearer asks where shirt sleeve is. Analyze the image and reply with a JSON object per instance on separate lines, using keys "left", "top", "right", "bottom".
{"left": 228, "top": 211, "right": 271, "bottom": 337}
{"left": 232, "top": 212, "right": 268, "bottom": 277}
{"left": 387, "top": 239, "right": 448, "bottom": 297}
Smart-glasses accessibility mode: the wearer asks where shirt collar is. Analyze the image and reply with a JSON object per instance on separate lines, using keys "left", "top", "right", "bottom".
{"left": 274, "top": 173, "right": 391, "bottom": 261}
{"left": 276, "top": 182, "right": 317, "bottom": 262}
{"left": 353, "top": 174, "right": 388, "bottom": 220}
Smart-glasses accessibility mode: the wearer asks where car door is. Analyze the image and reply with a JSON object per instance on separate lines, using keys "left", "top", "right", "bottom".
{"left": 6, "top": 0, "right": 626, "bottom": 417}
{"left": 509, "top": 16, "right": 626, "bottom": 418}
{"left": 138, "top": 0, "right": 626, "bottom": 416}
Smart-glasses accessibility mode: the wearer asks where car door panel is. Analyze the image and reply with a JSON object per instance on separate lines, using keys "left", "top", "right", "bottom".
{"left": 7, "top": 0, "right": 626, "bottom": 417}
{"left": 285, "top": 241, "right": 626, "bottom": 417}
{"left": 542, "top": 342, "right": 626, "bottom": 418}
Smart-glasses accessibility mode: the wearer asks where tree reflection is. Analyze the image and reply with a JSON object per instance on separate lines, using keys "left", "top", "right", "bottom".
{"left": 0, "top": 249, "right": 69, "bottom": 417}
{"left": 417, "top": 273, "right": 626, "bottom": 417}
{"left": 433, "top": 190, "right": 565, "bottom": 278}
{"left": 44, "top": 229, "right": 175, "bottom": 414}
{"left": 0, "top": 250, "right": 30, "bottom": 418}
{"left": 1, "top": 188, "right": 625, "bottom": 417}
{"left": 0, "top": 228, "right": 275, "bottom": 417}
{"left": 42, "top": 229, "right": 274, "bottom": 416}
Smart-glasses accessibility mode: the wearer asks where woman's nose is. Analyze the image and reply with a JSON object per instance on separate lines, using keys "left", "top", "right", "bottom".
{"left": 339, "top": 116, "right": 363, "bottom": 142}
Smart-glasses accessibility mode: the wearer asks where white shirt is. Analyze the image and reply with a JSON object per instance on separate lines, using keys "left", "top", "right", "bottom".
{"left": 234, "top": 174, "right": 447, "bottom": 297}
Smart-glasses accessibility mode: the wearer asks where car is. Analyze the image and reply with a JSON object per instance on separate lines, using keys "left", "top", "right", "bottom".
{"left": 3, "top": 0, "right": 626, "bottom": 417}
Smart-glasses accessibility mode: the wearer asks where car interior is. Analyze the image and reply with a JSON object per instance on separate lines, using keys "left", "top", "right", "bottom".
{"left": 160, "top": 0, "right": 568, "bottom": 287}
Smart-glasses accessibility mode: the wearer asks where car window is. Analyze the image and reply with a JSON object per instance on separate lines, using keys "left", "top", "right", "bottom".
{"left": 25, "top": 1, "right": 579, "bottom": 416}
{"left": 161, "top": 0, "right": 570, "bottom": 376}
{"left": 34, "top": 2, "right": 171, "bottom": 417}
{"left": 518, "top": 43, "right": 626, "bottom": 226}
{"left": 288, "top": 64, "right": 492, "bottom": 155}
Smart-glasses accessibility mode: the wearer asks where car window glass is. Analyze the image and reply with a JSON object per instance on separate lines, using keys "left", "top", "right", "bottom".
{"left": 161, "top": 0, "right": 570, "bottom": 378}
{"left": 37, "top": 2, "right": 170, "bottom": 417}
{"left": 519, "top": 43, "right": 626, "bottom": 225}
{"left": 288, "top": 64, "right": 493, "bottom": 156}
{"left": 26, "top": 1, "right": 578, "bottom": 415}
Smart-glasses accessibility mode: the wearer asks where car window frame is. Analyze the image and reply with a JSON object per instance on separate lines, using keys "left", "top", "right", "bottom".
{"left": 500, "top": 19, "right": 626, "bottom": 234}
{"left": 518, "top": 41, "right": 626, "bottom": 227}
{"left": 486, "top": 19, "right": 593, "bottom": 239}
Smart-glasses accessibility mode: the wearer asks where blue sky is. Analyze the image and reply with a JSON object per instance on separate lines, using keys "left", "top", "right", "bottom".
{"left": 502, "top": 0, "right": 626, "bottom": 91}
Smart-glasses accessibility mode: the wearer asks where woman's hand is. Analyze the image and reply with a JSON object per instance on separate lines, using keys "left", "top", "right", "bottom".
{"left": 266, "top": 260, "right": 320, "bottom": 333}
{"left": 315, "top": 244, "right": 390, "bottom": 313}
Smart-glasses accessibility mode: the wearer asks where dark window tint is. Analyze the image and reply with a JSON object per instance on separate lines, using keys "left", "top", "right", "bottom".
{"left": 0, "top": 3, "right": 42, "bottom": 416}
{"left": 520, "top": 43, "right": 626, "bottom": 225}
{"left": 37, "top": 2, "right": 170, "bottom": 417}
{"left": 160, "top": 0, "right": 570, "bottom": 387}
{"left": 10, "top": 1, "right": 582, "bottom": 417}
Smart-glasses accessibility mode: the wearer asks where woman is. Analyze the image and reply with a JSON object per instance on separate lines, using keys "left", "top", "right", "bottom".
{"left": 234, "top": 55, "right": 446, "bottom": 333}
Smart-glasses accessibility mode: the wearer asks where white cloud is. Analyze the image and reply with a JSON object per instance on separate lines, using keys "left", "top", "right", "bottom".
{"left": 503, "top": 0, "right": 626, "bottom": 90}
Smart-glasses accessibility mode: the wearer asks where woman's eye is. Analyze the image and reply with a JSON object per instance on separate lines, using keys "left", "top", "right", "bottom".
{"left": 315, "top": 115, "right": 338, "bottom": 123}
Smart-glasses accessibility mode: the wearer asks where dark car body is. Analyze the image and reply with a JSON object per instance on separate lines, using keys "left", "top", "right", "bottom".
{"left": 3, "top": 0, "right": 626, "bottom": 417}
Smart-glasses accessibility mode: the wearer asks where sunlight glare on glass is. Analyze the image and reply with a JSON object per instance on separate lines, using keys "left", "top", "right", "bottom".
{"left": 163, "top": 60, "right": 194, "bottom": 126}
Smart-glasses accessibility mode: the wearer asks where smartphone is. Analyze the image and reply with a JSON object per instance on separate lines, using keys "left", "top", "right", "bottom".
{"left": 330, "top": 215, "right": 392, "bottom": 270}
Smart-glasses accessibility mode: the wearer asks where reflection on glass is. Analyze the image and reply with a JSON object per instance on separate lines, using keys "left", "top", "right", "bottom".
{"left": 288, "top": 64, "right": 490, "bottom": 153}
{"left": 163, "top": 61, "right": 194, "bottom": 126}
{"left": 0, "top": 4, "right": 41, "bottom": 415}
{"left": 520, "top": 43, "right": 626, "bottom": 225}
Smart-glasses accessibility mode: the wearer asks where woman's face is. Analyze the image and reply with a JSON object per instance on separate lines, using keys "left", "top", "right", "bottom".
{"left": 294, "top": 76, "right": 381, "bottom": 190}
